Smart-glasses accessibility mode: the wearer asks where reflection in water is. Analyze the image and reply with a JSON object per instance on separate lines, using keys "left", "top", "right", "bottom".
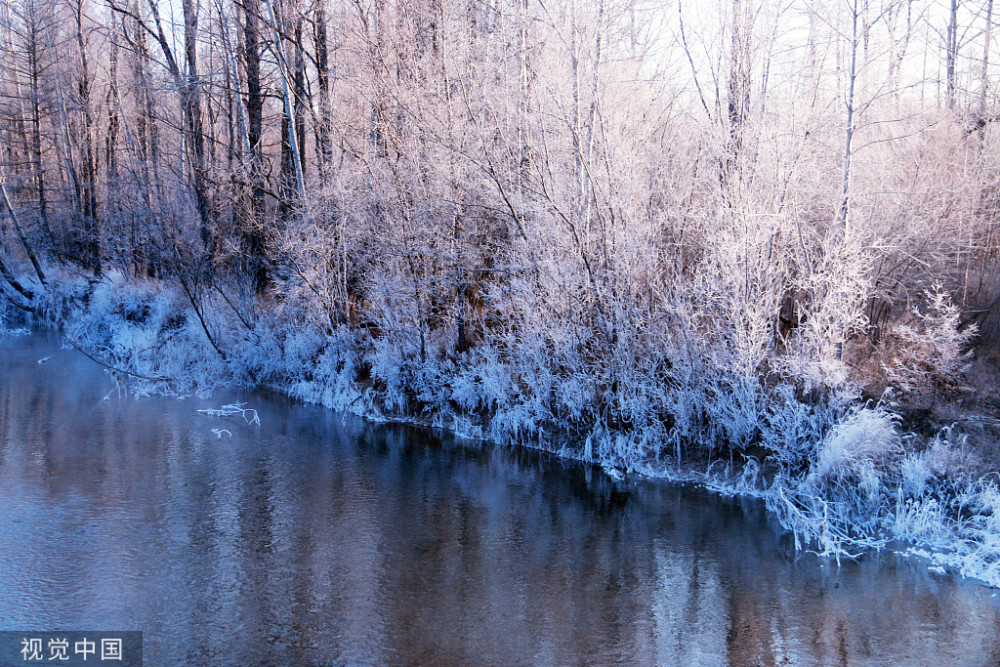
{"left": 1, "top": 332, "right": 999, "bottom": 665}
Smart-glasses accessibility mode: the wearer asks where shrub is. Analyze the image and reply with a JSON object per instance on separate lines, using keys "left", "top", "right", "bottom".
{"left": 805, "top": 406, "right": 901, "bottom": 489}
{"left": 884, "top": 284, "right": 978, "bottom": 392}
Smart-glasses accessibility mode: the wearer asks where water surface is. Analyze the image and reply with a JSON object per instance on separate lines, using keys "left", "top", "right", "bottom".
{"left": 1, "top": 332, "right": 998, "bottom": 665}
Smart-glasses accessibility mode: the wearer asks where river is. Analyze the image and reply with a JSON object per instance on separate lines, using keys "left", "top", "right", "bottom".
{"left": 1, "top": 331, "right": 998, "bottom": 665}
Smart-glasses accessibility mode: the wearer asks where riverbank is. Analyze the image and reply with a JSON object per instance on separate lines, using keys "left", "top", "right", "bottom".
{"left": 3, "top": 267, "right": 1000, "bottom": 588}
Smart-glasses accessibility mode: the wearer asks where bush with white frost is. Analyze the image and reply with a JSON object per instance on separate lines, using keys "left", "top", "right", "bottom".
{"left": 806, "top": 407, "right": 901, "bottom": 489}
{"left": 884, "top": 285, "right": 978, "bottom": 392}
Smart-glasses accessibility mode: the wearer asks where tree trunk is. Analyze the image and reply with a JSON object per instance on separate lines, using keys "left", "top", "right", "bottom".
{"left": 74, "top": 0, "right": 100, "bottom": 274}
{"left": 25, "top": 1, "right": 53, "bottom": 248}
{"left": 981, "top": 0, "right": 993, "bottom": 113}
{"left": 946, "top": 0, "right": 958, "bottom": 109}
{"left": 242, "top": 0, "right": 267, "bottom": 292}
{"left": 314, "top": 4, "right": 333, "bottom": 176}
{"left": 181, "top": 0, "right": 213, "bottom": 252}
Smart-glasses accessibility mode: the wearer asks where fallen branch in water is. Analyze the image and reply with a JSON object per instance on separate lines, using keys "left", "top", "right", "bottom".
{"left": 197, "top": 402, "right": 260, "bottom": 426}
{"left": 64, "top": 337, "right": 172, "bottom": 383}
